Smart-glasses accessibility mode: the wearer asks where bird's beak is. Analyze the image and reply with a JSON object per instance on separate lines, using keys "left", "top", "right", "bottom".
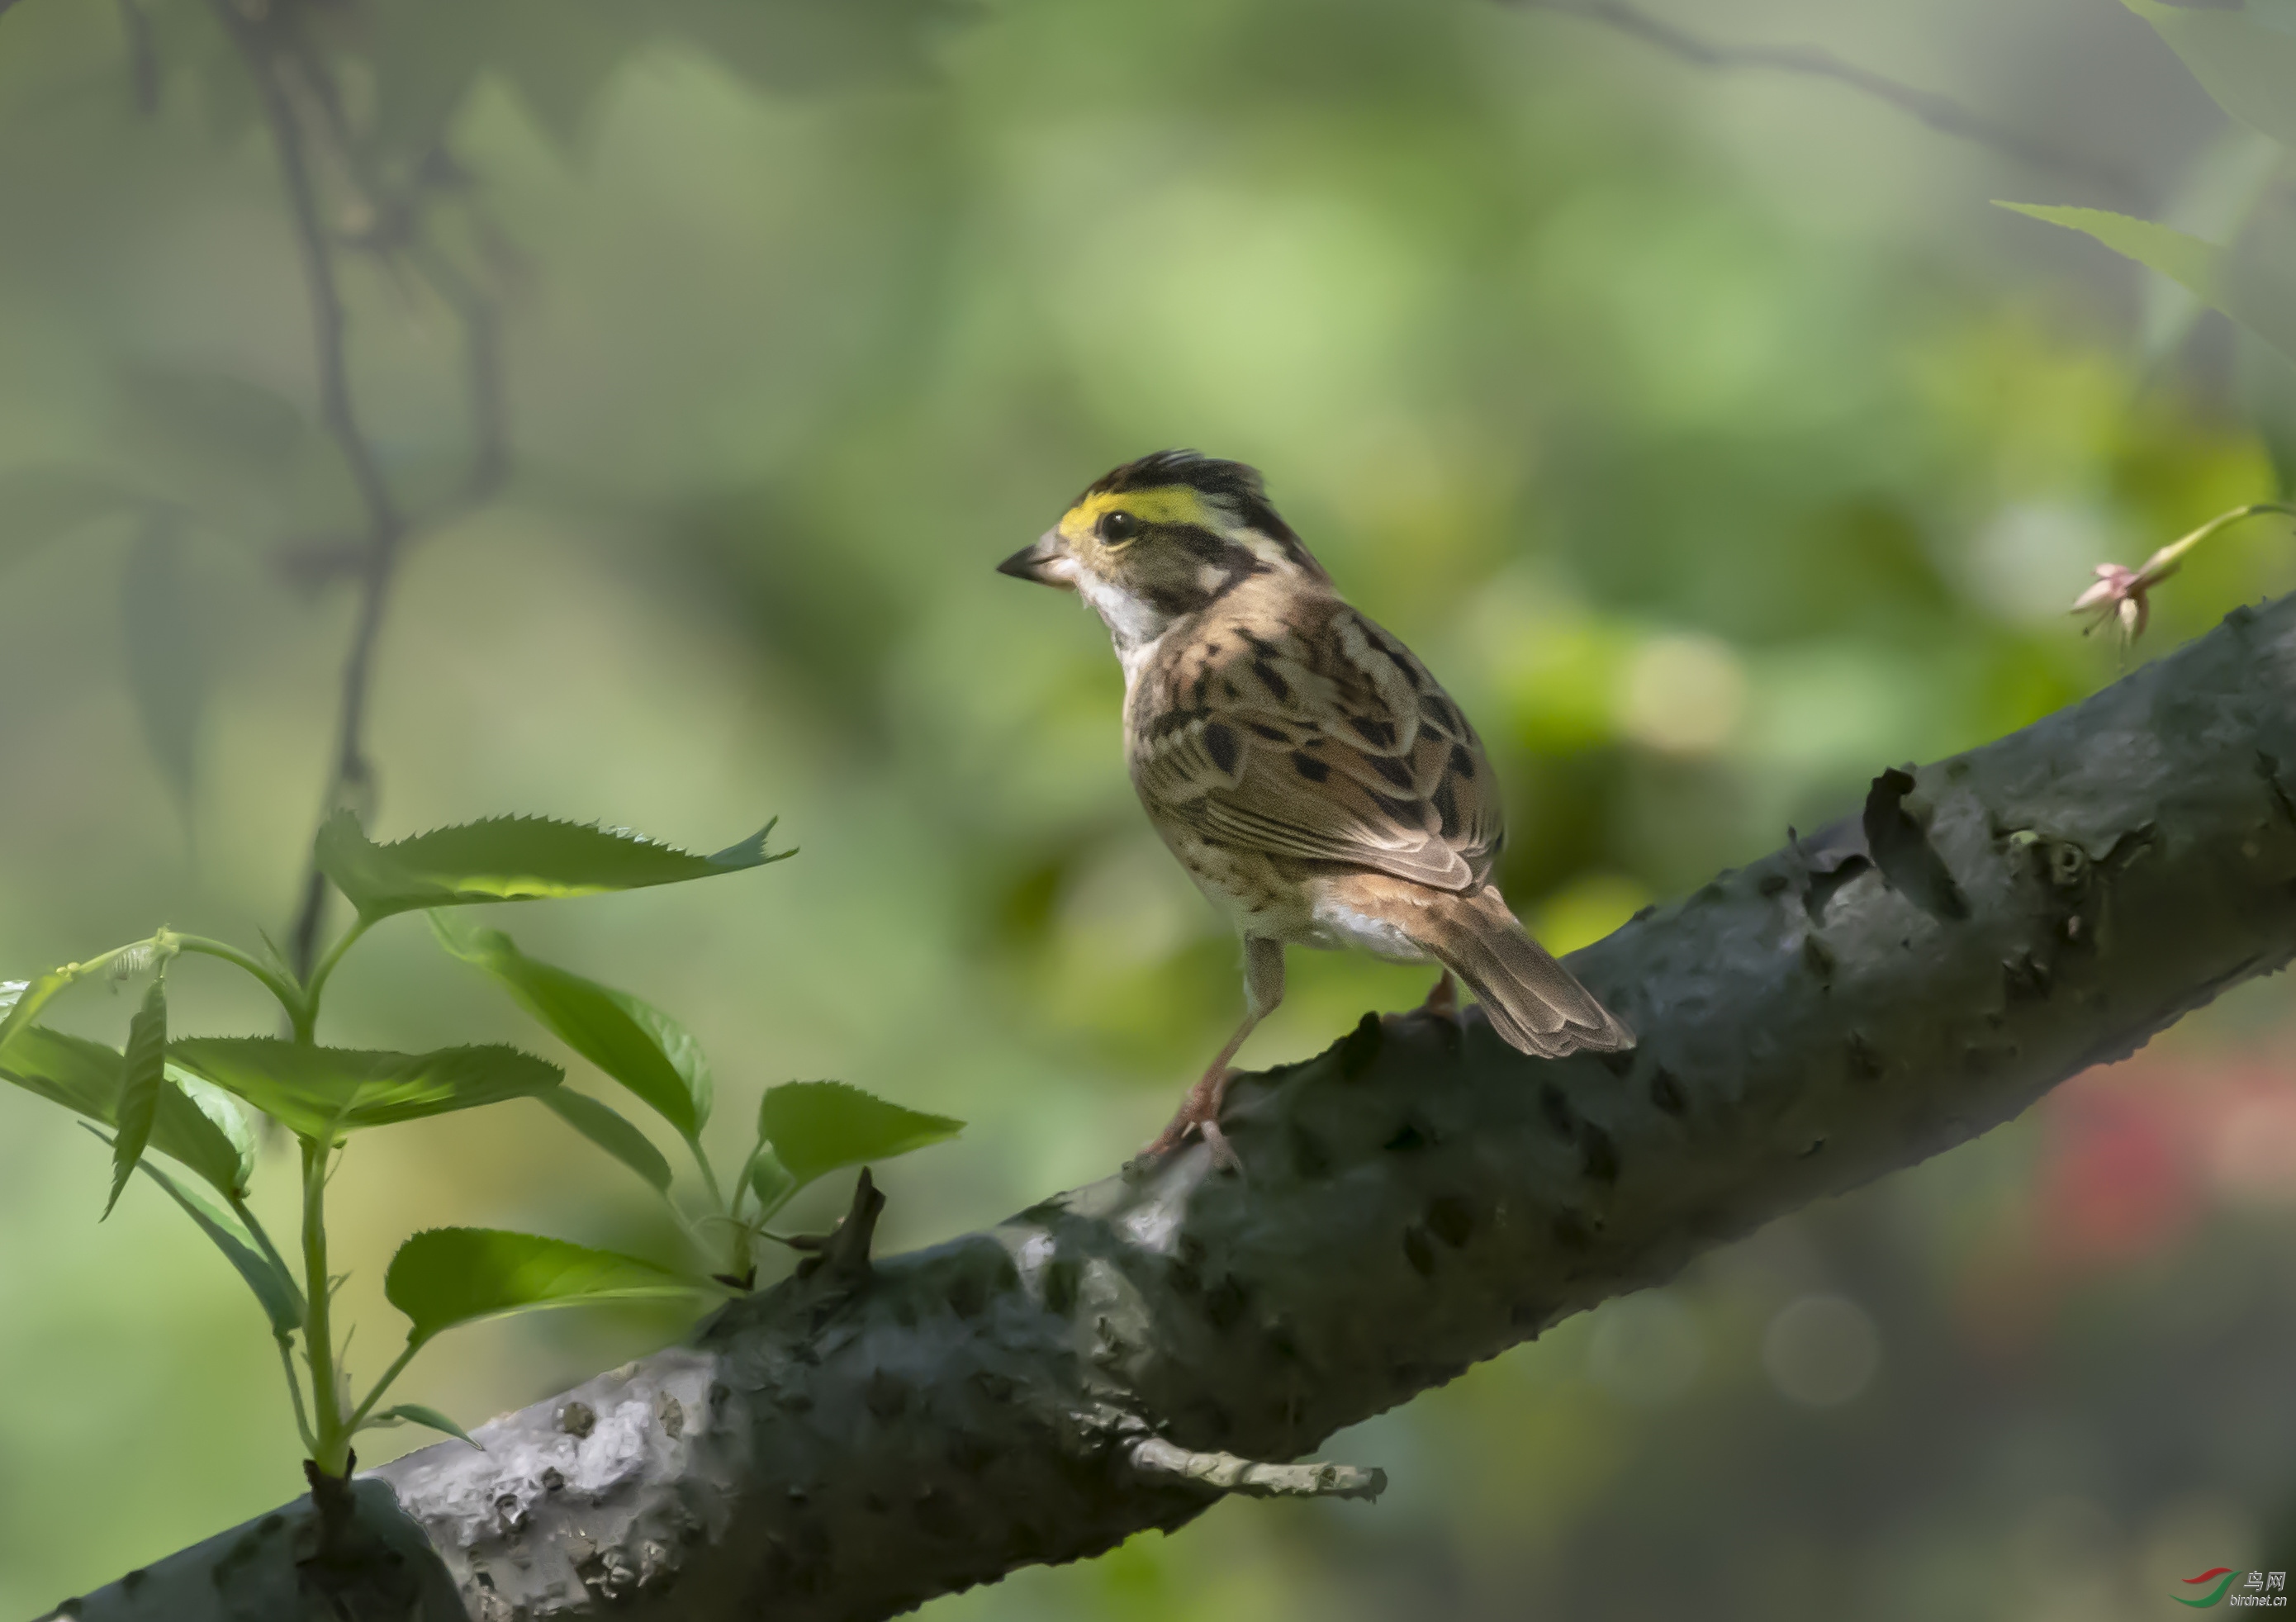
{"left": 996, "top": 530, "right": 1074, "bottom": 588}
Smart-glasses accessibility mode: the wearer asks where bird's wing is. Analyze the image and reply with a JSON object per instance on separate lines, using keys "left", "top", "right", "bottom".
{"left": 1131, "top": 602, "right": 1501, "bottom": 892}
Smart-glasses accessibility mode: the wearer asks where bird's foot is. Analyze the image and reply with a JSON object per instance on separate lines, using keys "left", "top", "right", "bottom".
{"left": 1138, "top": 1067, "right": 1243, "bottom": 1173}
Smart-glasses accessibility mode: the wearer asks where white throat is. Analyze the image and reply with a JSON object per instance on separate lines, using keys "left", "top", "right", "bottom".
{"left": 1074, "top": 571, "right": 1174, "bottom": 674}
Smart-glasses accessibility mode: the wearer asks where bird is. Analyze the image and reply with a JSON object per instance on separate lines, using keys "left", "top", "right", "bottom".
{"left": 998, "top": 450, "right": 1634, "bottom": 1160}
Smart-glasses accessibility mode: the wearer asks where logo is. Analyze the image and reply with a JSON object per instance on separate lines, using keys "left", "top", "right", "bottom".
{"left": 2177, "top": 1569, "right": 2289, "bottom": 1608}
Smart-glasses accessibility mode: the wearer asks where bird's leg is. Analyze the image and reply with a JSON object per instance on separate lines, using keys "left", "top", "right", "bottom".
{"left": 1419, "top": 968, "right": 1460, "bottom": 1017}
{"left": 1145, "top": 937, "right": 1283, "bottom": 1166}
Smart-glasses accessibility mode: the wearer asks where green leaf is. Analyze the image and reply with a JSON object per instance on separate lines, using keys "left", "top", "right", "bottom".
{"left": 168, "top": 1065, "right": 259, "bottom": 1195}
{"left": 168, "top": 1038, "right": 561, "bottom": 1141}
{"left": 103, "top": 979, "right": 169, "bottom": 1220}
{"left": 1999, "top": 202, "right": 2224, "bottom": 299}
{"left": 1999, "top": 201, "right": 2296, "bottom": 363}
{"left": 757, "top": 1080, "right": 962, "bottom": 1192}
{"left": 1, "top": 1026, "right": 252, "bottom": 1200}
{"left": 360, "top": 1403, "right": 481, "bottom": 1450}
{"left": 0, "top": 963, "right": 97, "bottom": 1056}
{"left": 2125, "top": 0, "right": 2296, "bottom": 150}
{"left": 121, "top": 519, "right": 206, "bottom": 816}
{"left": 747, "top": 1144, "right": 798, "bottom": 1221}
{"left": 106, "top": 1133, "right": 304, "bottom": 1335}
{"left": 432, "top": 915, "right": 711, "bottom": 1137}
{"left": 316, "top": 811, "right": 792, "bottom": 922}
{"left": 384, "top": 1227, "right": 715, "bottom": 1348}
{"left": 538, "top": 1089, "right": 676, "bottom": 1194}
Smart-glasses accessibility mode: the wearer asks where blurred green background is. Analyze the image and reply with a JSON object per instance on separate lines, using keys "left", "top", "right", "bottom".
{"left": 5, "top": 0, "right": 2296, "bottom": 1616}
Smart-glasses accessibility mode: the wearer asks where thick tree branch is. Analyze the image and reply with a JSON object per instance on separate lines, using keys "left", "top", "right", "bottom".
{"left": 42, "top": 592, "right": 2296, "bottom": 1620}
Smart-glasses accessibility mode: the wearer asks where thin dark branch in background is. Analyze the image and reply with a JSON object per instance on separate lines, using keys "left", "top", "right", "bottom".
{"left": 204, "top": 0, "right": 403, "bottom": 980}
{"left": 115, "top": 0, "right": 157, "bottom": 116}
{"left": 202, "top": 1, "right": 509, "bottom": 983}
{"left": 276, "top": 35, "right": 511, "bottom": 519}
{"left": 1503, "top": 0, "right": 2143, "bottom": 206}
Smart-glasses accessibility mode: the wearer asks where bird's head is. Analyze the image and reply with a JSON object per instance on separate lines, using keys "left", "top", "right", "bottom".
{"left": 999, "top": 450, "right": 1328, "bottom": 652}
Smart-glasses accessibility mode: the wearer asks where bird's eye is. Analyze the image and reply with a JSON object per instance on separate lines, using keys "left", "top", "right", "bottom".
{"left": 1098, "top": 510, "right": 1141, "bottom": 543}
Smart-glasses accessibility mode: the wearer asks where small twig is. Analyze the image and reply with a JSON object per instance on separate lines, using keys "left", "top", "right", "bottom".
{"left": 1502, "top": 0, "right": 2142, "bottom": 205}
{"left": 1128, "top": 1438, "right": 1387, "bottom": 1501}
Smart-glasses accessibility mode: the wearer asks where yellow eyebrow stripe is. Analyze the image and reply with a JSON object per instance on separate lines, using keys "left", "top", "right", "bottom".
{"left": 1065, "top": 486, "right": 1214, "bottom": 534}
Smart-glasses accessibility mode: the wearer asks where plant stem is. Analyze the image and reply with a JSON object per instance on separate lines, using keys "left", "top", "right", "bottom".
{"left": 274, "top": 1334, "right": 319, "bottom": 1455}
{"left": 690, "top": 1137, "right": 726, "bottom": 1212}
{"left": 299, "top": 1136, "right": 348, "bottom": 1477}
{"left": 731, "top": 1142, "right": 765, "bottom": 1222}
{"left": 2137, "top": 500, "right": 2296, "bottom": 582}
{"left": 685, "top": 1140, "right": 752, "bottom": 1274}
{"left": 295, "top": 917, "right": 372, "bottom": 1043}
{"left": 170, "top": 934, "right": 303, "bottom": 1022}
{"left": 344, "top": 1341, "right": 420, "bottom": 1435}
{"left": 230, "top": 1192, "right": 297, "bottom": 1293}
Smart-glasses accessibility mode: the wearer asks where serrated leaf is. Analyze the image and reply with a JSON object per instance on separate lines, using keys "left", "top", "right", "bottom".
{"left": 122, "top": 519, "right": 206, "bottom": 815}
{"left": 433, "top": 915, "right": 710, "bottom": 1137}
{"left": 2125, "top": 0, "right": 2296, "bottom": 150}
{"left": 538, "top": 1089, "right": 675, "bottom": 1194}
{"left": 103, "top": 979, "right": 168, "bottom": 1219}
{"left": 97, "top": 1131, "right": 304, "bottom": 1335}
{"left": 361, "top": 1403, "right": 481, "bottom": 1450}
{"left": 1, "top": 1026, "right": 251, "bottom": 1200}
{"left": 0, "top": 464, "right": 149, "bottom": 568}
{"left": 757, "top": 1080, "right": 962, "bottom": 1192}
{"left": 168, "top": 1038, "right": 561, "bottom": 1141}
{"left": 163, "top": 1064, "right": 258, "bottom": 1197}
{"left": 316, "top": 811, "right": 791, "bottom": 922}
{"left": 385, "top": 1227, "right": 714, "bottom": 1348}
{"left": 1999, "top": 201, "right": 2296, "bottom": 363}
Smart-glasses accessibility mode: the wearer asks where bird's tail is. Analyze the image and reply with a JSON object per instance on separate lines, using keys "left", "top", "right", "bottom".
{"left": 1369, "top": 878, "right": 1635, "bottom": 1058}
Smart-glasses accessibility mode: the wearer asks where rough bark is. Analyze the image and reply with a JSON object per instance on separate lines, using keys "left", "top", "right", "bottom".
{"left": 40, "top": 593, "right": 2296, "bottom": 1622}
